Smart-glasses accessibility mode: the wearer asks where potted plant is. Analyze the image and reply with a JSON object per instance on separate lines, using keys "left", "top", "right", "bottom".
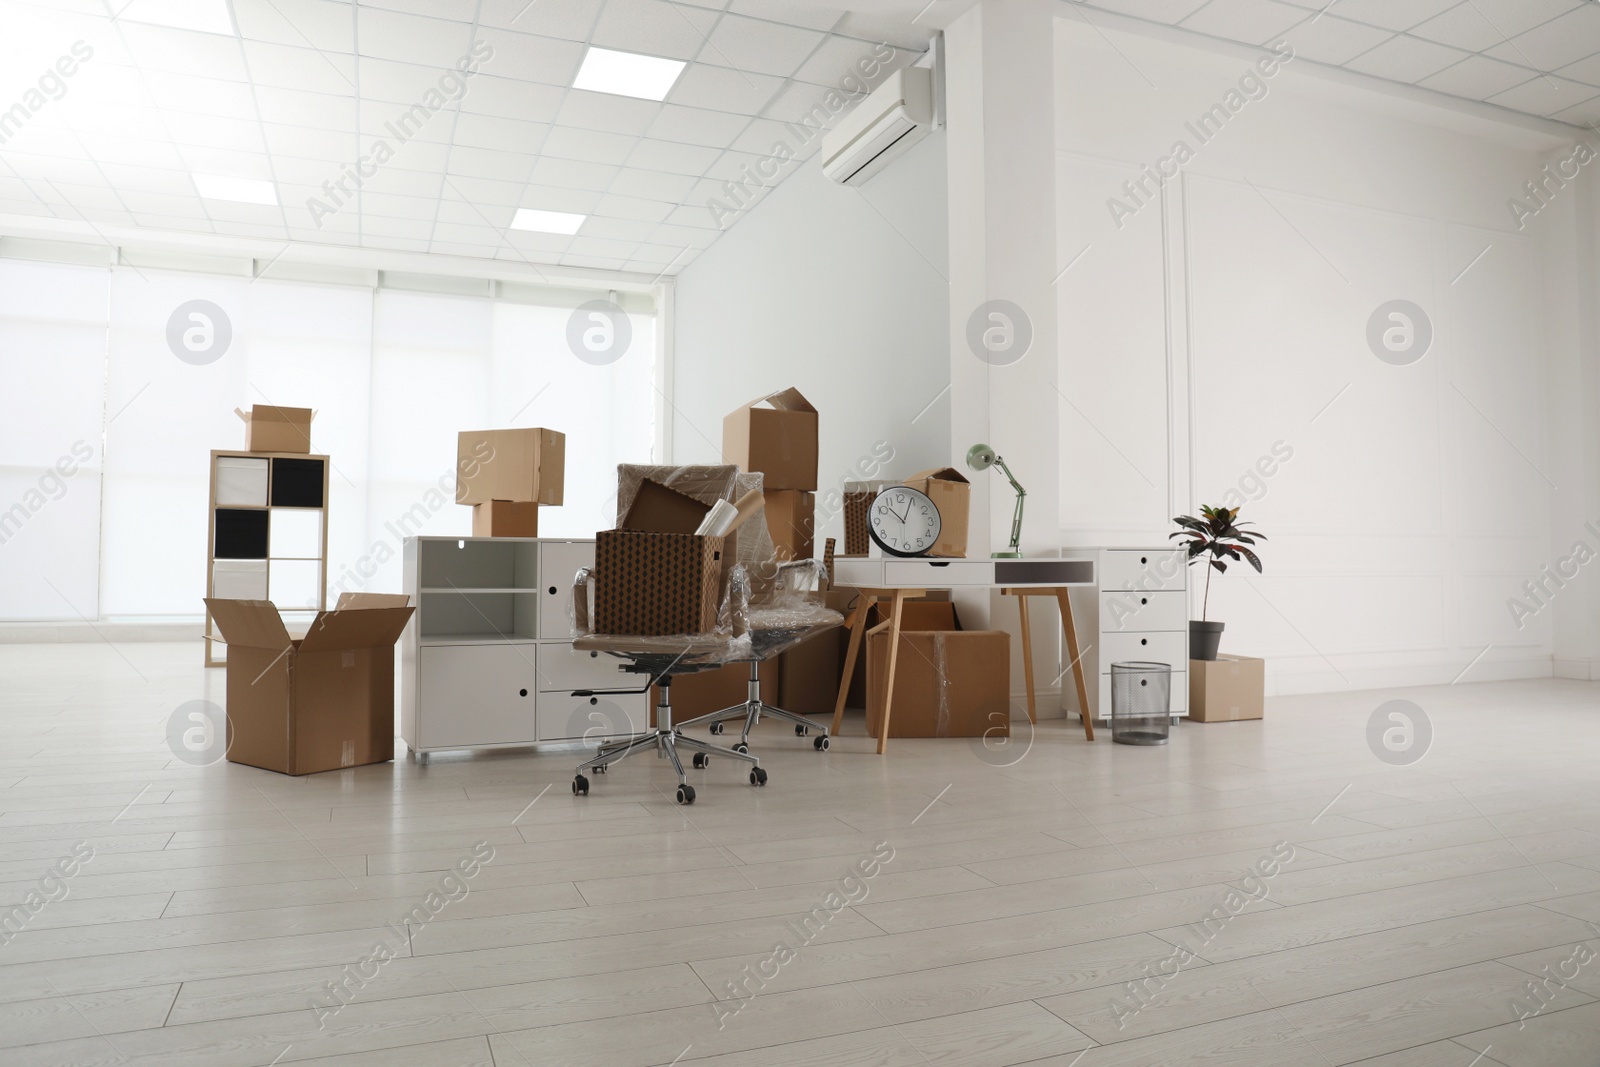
{"left": 1170, "top": 505, "right": 1265, "bottom": 661}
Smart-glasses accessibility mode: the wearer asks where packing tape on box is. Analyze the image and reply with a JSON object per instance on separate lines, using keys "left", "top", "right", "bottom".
{"left": 933, "top": 632, "right": 951, "bottom": 738}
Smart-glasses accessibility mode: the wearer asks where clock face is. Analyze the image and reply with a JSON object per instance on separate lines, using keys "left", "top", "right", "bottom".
{"left": 867, "top": 486, "right": 941, "bottom": 557}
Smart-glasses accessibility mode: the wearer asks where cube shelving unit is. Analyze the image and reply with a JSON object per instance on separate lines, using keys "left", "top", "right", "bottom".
{"left": 204, "top": 450, "right": 330, "bottom": 667}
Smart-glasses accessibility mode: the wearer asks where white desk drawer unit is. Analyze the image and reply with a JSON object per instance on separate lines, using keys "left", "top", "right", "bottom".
{"left": 1066, "top": 547, "right": 1190, "bottom": 723}
{"left": 402, "top": 536, "right": 643, "bottom": 759}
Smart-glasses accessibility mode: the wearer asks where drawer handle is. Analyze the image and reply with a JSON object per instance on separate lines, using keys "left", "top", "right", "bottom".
{"left": 548, "top": 586, "right": 557, "bottom": 595}
{"left": 1140, "top": 638, "right": 1147, "bottom": 646}
{"left": 519, "top": 689, "right": 528, "bottom": 697}
{"left": 589, "top": 697, "right": 598, "bottom": 706}
{"left": 925, "top": 561, "right": 951, "bottom": 567}
{"left": 589, "top": 651, "right": 598, "bottom": 659}
{"left": 1140, "top": 597, "right": 1148, "bottom": 605}
{"left": 1140, "top": 556, "right": 1147, "bottom": 564}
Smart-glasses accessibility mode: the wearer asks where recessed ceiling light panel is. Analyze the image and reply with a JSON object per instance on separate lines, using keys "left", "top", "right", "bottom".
{"left": 114, "top": 0, "right": 237, "bottom": 35}
{"left": 193, "top": 173, "right": 277, "bottom": 205}
{"left": 573, "top": 47, "right": 686, "bottom": 101}
{"left": 510, "top": 208, "right": 587, "bottom": 234}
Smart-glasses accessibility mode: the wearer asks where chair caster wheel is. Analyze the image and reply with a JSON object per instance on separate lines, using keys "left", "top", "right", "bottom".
{"left": 814, "top": 736, "right": 829, "bottom": 751}
{"left": 676, "top": 784, "right": 696, "bottom": 805}
{"left": 733, "top": 742, "right": 748, "bottom": 754}
{"left": 749, "top": 767, "right": 768, "bottom": 787}
{"left": 709, "top": 722, "right": 724, "bottom": 735}
{"left": 572, "top": 775, "right": 589, "bottom": 796}
{"left": 692, "top": 752, "right": 708, "bottom": 769}
{"left": 594, "top": 764, "right": 607, "bottom": 774}
{"left": 795, "top": 724, "right": 807, "bottom": 736}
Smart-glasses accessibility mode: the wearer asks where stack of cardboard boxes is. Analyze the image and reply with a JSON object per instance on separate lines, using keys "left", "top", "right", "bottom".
{"left": 722, "top": 387, "right": 818, "bottom": 563}
{"left": 455, "top": 428, "right": 565, "bottom": 537}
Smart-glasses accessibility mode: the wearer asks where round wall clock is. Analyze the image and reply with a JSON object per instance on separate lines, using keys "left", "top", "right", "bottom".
{"left": 867, "top": 485, "right": 941, "bottom": 557}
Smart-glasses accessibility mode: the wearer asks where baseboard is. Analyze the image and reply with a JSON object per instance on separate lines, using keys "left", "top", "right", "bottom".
{"left": 1554, "top": 659, "right": 1600, "bottom": 681}
{"left": 1269, "top": 655, "right": 1554, "bottom": 695}
{"left": 0, "top": 620, "right": 204, "bottom": 643}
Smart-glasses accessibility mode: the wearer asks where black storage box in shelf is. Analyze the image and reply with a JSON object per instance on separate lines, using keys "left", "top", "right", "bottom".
{"left": 214, "top": 509, "right": 269, "bottom": 559}
{"left": 270, "top": 458, "right": 325, "bottom": 508}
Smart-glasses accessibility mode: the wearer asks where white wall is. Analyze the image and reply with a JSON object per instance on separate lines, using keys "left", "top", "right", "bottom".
{"left": 670, "top": 132, "right": 950, "bottom": 551}
{"left": 1053, "top": 17, "right": 1588, "bottom": 695}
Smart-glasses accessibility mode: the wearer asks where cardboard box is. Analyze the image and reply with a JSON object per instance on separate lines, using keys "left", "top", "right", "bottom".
{"left": 594, "top": 529, "right": 725, "bottom": 635}
{"left": 471, "top": 500, "right": 539, "bottom": 538}
{"left": 777, "top": 628, "right": 841, "bottom": 718}
{"left": 764, "top": 490, "right": 814, "bottom": 562}
{"left": 622, "top": 478, "right": 710, "bottom": 534}
{"left": 651, "top": 659, "right": 780, "bottom": 726}
{"left": 904, "top": 468, "right": 971, "bottom": 558}
{"left": 1189, "top": 655, "right": 1265, "bottom": 722}
{"left": 866, "top": 616, "right": 1010, "bottom": 738}
{"left": 456, "top": 428, "right": 565, "bottom": 506}
{"left": 722, "top": 388, "right": 818, "bottom": 491}
{"left": 236, "top": 405, "right": 314, "bottom": 454}
{"left": 203, "top": 597, "right": 414, "bottom": 776}
{"left": 844, "top": 598, "right": 955, "bottom": 708}
{"left": 842, "top": 480, "right": 893, "bottom": 555}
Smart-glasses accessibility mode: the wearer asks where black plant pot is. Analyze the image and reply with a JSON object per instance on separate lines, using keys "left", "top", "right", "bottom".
{"left": 1190, "top": 621, "right": 1225, "bottom": 661}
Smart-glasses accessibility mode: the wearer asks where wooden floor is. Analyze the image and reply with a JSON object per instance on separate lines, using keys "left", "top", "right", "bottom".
{"left": 4, "top": 642, "right": 1600, "bottom": 1066}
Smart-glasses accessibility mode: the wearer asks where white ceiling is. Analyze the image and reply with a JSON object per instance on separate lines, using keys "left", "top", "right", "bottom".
{"left": 3, "top": 1, "right": 1596, "bottom": 281}
{"left": 0, "top": 0, "right": 932, "bottom": 277}
{"left": 1076, "top": 0, "right": 1600, "bottom": 129}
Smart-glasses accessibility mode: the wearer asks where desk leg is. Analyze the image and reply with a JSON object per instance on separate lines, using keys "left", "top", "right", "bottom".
{"left": 1015, "top": 594, "right": 1037, "bottom": 725}
{"left": 832, "top": 599, "right": 868, "bottom": 737}
{"left": 1056, "top": 589, "right": 1094, "bottom": 741}
{"left": 876, "top": 589, "right": 908, "bottom": 755}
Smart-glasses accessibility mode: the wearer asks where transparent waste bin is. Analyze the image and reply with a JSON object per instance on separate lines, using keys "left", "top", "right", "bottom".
{"left": 1110, "top": 661, "right": 1172, "bottom": 746}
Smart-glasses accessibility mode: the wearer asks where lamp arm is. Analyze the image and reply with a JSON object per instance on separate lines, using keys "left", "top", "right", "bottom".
{"left": 991, "top": 455, "right": 1026, "bottom": 554}
{"left": 991, "top": 455, "right": 1025, "bottom": 498}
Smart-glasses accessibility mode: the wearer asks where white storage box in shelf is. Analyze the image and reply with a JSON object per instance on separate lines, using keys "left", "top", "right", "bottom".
{"left": 1064, "top": 547, "right": 1190, "bottom": 722}
{"left": 401, "top": 536, "right": 644, "bottom": 760}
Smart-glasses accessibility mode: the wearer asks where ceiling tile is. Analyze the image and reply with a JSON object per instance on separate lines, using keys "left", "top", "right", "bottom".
{"left": 502, "top": 229, "right": 576, "bottom": 253}
{"left": 530, "top": 155, "right": 621, "bottom": 190}
{"left": 261, "top": 124, "right": 355, "bottom": 159}
{"left": 702, "top": 14, "right": 827, "bottom": 77}
{"left": 665, "top": 201, "right": 725, "bottom": 227}
{"left": 589, "top": 0, "right": 722, "bottom": 60}
{"left": 793, "top": 35, "right": 909, "bottom": 89}
{"left": 625, "top": 137, "right": 723, "bottom": 174}
{"left": 728, "top": 0, "right": 842, "bottom": 31}
{"left": 242, "top": 40, "right": 357, "bottom": 94}
{"left": 1487, "top": 5, "right": 1600, "bottom": 70}
{"left": 646, "top": 102, "right": 751, "bottom": 147}
{"left": 231, "top": 0, "right": 354, "bottom": 52}
{"left": 1345, "top": 35, "right": 1472, "bottom": 82}
{"left": 452, "top": 113, "right": 549, "bottom": 151}
{"left": 556, "top": 89, "right": 663, "bottom": 136}
{"left": 176, "top": 146, "right": 276, "bottom": 177}
{"left": 362, "top": 215, "right": 437, "bottom": 239}
{"left": 360, "top": 0, "right": 480, "bottom": 21}
{"left": 475, "top": 27, "right": 586, "bottom": 86}
{"left": 60, "top": 100, "right": 170, "bottom": 141}
{"left": 540, "top": 126, "right": 641, "bottom": 166}
{"left": 830, "top": 11, "right": 934, "bottom": 50}
{"left": 446, "top": 146, "right": 539, "bottom": 182}
{"left": 1178, "top": 0, "right": 1308, "bottom": 44}
{"left": 566, "top": 234, "right": 640, "bottom": 258}
{"left": 651, "top": 222, "right": 719, "bottom": 247}
{"left": 355, "top": 8, "right": 474, "bottom": 67}
{"left": 456, "top": 75, "right": 564, "bottom": 122}
{"left": 1079, "top": 0, "right": 1210, "bottom": 25}
{"left": 1281, "top": 15, "right": 1393, "bottom": 66}
{"left": 593, "top": 192, "right": 675, "bottom": 222}
{"left": 666, "top": 62, "right": 785, "bottom": 113}
{"left": 356, "top": 191, "right": 437, "bottom": 217}
{"left": 560, "top": 253, "right": 631, "bottom": 270}
{"left": 139, "top": 71, "right": 258, "bottom": 118}
{"left": 253, "top": 86, "right": 358, "bottom": 131}
{"left": 97, "top": 163, "right": 194, "bottom": 195}
{"left": 1553, "top": 95, "right": 1600, "bottom": 125}
{"left": 518, "top": 184, "right": 606, "bottom": 213}
{"left": 1297, "top": 0, "right": 1460, "bottom": 32}
{"left": 479, "top": 0, "right": 603, "bottom": 40}
{"left": 1419, "top": 54, "right": 1540, "bottom": 100}
{"left": 607, "top": 166, "right": 696, "bottom": 201}
{"left": 761, "top": 80, "right": 850, "bottom": 128}
{"left": 439, "top": 174, "right": 524, "bottom": 204}
{"left": 1487, "top": 73, "right": 1600, "bottom": 116}
{"left": 117, "top": 23, "right": 247, "bottom": 79}
{"left": 576, "top": 215, "right": 659, "bottom": 241}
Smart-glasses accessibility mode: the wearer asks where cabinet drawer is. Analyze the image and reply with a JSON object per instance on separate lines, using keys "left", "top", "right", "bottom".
{"left": 417, "top": 644, "right": 537, "bottom": 750}
{"left": 539, "top": 541, "right": 595, "bottom": 639}
{"left": 538, "top": 642, "right": 631, "bottom": 691}
{"left": 1097, "top": 670, "right": 1188, "bottom": 719}
{"left": 1100, "top": 630, "right": 1187, "bottom": 669}
{"left": 537, "top": 691, "right": 647, "bottom": 742}
{"left": 1100, "top": 550, "right": 1186, "bottom": 592}
{"left": 1099, "top": 590, "right": 1186, "bottom": 632}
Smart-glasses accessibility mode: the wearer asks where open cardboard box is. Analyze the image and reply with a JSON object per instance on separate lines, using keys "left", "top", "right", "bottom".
{"left": 236, "top": 405, "right": 314, "bottom": 454}
{"left": 204, "top": 594, "right": 413, "bottom": 775}
{"left": 903, "top": 467, "right": 971, "bottom": 558}
{"left": 722, "top": 388, "right": 818, "bottom": 491}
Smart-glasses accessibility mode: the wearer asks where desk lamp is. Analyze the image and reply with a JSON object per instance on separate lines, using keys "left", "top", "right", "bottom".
{"left": 966, "top": 443, "right": 1025, "bottom": 559}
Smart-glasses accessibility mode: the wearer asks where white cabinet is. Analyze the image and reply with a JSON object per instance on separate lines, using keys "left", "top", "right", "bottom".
{"left": 402, "top": 536, "right": 641, "bottom": 758}
{"left": 1065, "top": 546, "right": 1190, "bottom": 722}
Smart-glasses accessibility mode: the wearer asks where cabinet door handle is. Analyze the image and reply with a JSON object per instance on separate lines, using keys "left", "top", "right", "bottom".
{"left": 519, "top": 689, "right": 528, "bottom": 697}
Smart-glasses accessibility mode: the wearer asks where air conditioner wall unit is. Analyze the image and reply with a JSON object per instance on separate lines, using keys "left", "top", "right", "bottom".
{"left": 821, "top": 66, "right": 935, "bottom": 186}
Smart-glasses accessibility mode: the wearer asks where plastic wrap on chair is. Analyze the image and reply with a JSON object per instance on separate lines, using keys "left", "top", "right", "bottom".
{"left": 615, "top": 464, "right": 776, "bottom": 600}
{"left": 573, "top": 561, "right": 754, "bottom": 664}
{"left": 571, "top": 567, "right": 595, "bottom": 637}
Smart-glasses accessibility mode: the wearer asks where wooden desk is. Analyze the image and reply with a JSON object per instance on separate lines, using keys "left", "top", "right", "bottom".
{"left": 830, "top": 558, "right": 1097, "bottom": 753}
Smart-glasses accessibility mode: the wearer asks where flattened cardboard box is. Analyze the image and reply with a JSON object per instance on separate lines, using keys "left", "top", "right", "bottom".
{"left": 594, "top": 530, "right": 724, "bottom": 636}
{"left": 1189, "top": 655, "right": 1265, "bottom": 722}
{"left": 456, "top": 428, "right": 565, "bottom": 505}
{"left": 472, "top": 500, "right": 539, "bottom": 538}
{"left": 722, "top": 387, "right": 818, "bottom": 491}
{"left": 903, "top": 467, "right": 971, "bottom": 558}
{"left": 204, "top": 598, "right": 413, "bottom": 776}
{"left": 763, "top": 489, "right": 814, "bottom": 562}
{"left": 236, "top": 405, "right": 314, "bottom": 454}
{"left": 622, "top": 478, "right": 709, "bottom": 534}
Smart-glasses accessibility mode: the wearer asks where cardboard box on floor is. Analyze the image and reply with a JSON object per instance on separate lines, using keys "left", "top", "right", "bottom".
{"left": 204, "top": 597, "right": 413, "bottom": 776}
{"left": 764, "top": 489, "right": 814, "bottom": 562}
{"left": 651, "top": 659, "right": 779, "bottom": 726}
{"left": 776, "top": 587, "right": 854, "bottom": 717}
{"left": 1189, "top": 655, "right": 1265, "bottom": 722}
{"left": 456, "top": 428, "right": 565, "bottom": 505}
{"left": 843, "top": 598, "right": 957, "bottom": 708}
{"left": 236, "top": 405, "right": 314, "bottom": 454}
{"left": 865, "top": 602, "right": 1011, "bottom": 738}
{"left": 471, "top": 500, "right": 539, "bottom": 538}
{"left": 903, "top": 468, "right": 971, "bottom": 558}
{"left": 723, "top": 388, "right": 818, "bottom": 491}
